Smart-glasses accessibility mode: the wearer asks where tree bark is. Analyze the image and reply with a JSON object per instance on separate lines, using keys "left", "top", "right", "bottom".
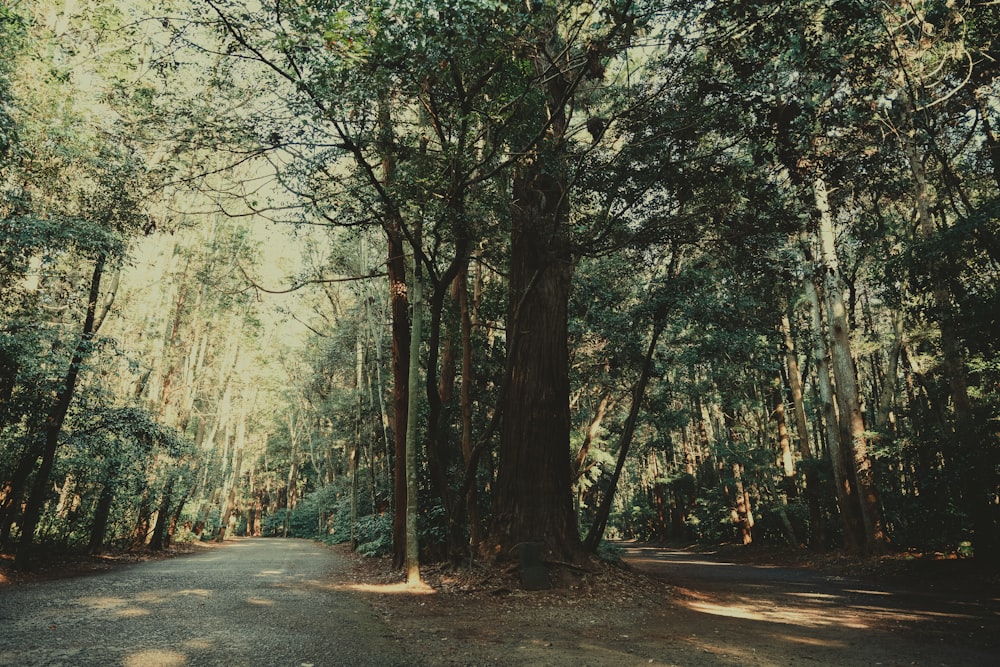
{"left": 803, "top": 265, "right": 865, "bottom": 550}
{"left": 149, "top": 474, "right": 175, "bottom": 551}
{"left": 456, "top": 264, "right": 482, "bottom": 551}
{"left": 814, "top": 177, "right": 886, "bottom": 552}
{"left": 404, "top": 240, "right": 423, "bottom": 585}
{"left": 490, "top": 161, "right": 582, "bottom": 562}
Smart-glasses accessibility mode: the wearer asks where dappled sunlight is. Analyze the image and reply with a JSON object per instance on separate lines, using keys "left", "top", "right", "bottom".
{"left": 629, "top": 555, "right": 738, "bottom": 568}
{"left": 786, "top": 592, "right": 841, "bottom": 600}
{"left": 681, "top": 598, "right": 871, "bottom": 629}
{"left": 80, "top": 588, "right": 213, "bottom": 615}
{"left": 680, "top": 592, "right": 982, "bottom": 633}
{"left": 122, "top": 649, "right": 186, "bottom": 667}
{"left": 115, "top": 607, "right": 150, "bottom": 618}
{"left": 340, "top": 580, "right": 437, "bottom": 595}
{"left": 135, "top": 591, "right": 171, "bottom": 604}
{"left": 181, "top": 640, "right": 212, "bottom": 651}
{"left": 175, "top": 589, "right": 212, "bottom": 598}
{"left": 775, "top": 634, "right": 848, "bottom": 648}
{"left": 79, "top": 596, "right": 130, "bottom": 610}
{"left": 246, "top": 596, "right": 275, "bottom": 605}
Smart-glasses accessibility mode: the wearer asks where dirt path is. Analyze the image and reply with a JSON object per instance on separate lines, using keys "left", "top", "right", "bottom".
{"left": 2, "top": 539, "right": 997, "bottom": 666}
{"left": 0, "top": 538, "right": 412, "bottom": 666}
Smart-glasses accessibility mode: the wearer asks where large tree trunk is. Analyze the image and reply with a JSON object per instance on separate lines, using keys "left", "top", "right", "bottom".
{"left": 88, "top": 481, "right": 115, "bottom": 555}
{"left": 149, "top": 474, "right": 175, "bottom": 551}
{"left": 490, "top": 162, "right": 582, "bottom": 563}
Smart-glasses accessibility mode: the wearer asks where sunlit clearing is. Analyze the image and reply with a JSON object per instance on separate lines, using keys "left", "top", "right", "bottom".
{"left": 257, "top": 570, "right": 285, "bottom": 576}
{"left": 123, "top": 649, "right": 186, "bottom": 667}
{"left": 341, "top": 581, "right": 436, "bottom": 595}
{"left": 844, "top": 589, "right": 893, "bottom": 596}
{"left": 182, "top": 640, "right": 211, "bottom": 650}
{"left": 246, "top": 596, "right": 274, "bottom": 605}
{"left": 115, "top": 607, "right": 150, "bottom": 618}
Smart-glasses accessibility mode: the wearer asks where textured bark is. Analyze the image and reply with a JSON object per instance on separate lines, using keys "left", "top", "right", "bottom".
{"left": 88, "top": 480, "right": 115, "bottom": 554}
{"left": 456, "top": 266, "right": 481, "bottom": 551}
{"left": 804, "top": 270, "right": 865, "bottom": 550}
{"left": 386, "top": 220, "right": 410, "bottom": 568}
{"left": 149, "top": 475, "right": 175, "bottom": 551}
{"left": 490, "top": 164, "right": 582, "bottom": 562}
{"left": 815, "top": 177, "right": 886, "bottom": 552}
{"left": 404, "top": 249, "right": 423, "bottom": 585}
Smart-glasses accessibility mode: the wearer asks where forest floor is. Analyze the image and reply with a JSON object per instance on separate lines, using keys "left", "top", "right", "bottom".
{"left": 2, "top": 539, "right": 998, "bottom": 665}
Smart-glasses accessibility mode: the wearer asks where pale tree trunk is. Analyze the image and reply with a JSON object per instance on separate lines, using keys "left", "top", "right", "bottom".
{"left": 814, "top": 177, "right": 886, "bottom": 552}
{"left": 875, "top": 308, "right": 905, "bottom": 432}
{"left": 771, "top": 385, "right": 803, "bottom": 548}
{"left": 216, "top": 399, "right": 247, "bottom": 542}
{"left": 804, "top": 267, "right": 865, "bottom": 550}
{"left": 731, "top": 462, "right": 754, "bottom": 545}
{"left": 781, "top": 312, "right": 827, "bottom": 549}
{"left": 574, "top": 391, "right": 612, "bottom": 480}
{"left": 351, "top": 335, "right": 363, "bottom": 548}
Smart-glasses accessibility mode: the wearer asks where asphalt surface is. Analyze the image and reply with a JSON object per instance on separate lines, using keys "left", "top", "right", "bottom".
{"left": 0, "top": 538, "right": 413, "bottom": 667}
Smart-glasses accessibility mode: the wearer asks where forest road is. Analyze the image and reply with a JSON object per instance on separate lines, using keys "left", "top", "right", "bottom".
{"left": 622, "top": 544, "right": 1000, "bottom": 666}
{"left": 0, "top": 538, "right": 412, "bottom": 667}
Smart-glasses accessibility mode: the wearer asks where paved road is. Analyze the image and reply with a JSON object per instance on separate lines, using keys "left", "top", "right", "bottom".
{"left": 0, "top": 539, "right": 412, "bottom": 667}
{"left": 623, "top": 544, "right": 1000, "bottom": 661}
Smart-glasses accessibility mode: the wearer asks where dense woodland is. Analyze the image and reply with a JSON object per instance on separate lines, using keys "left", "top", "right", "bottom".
{"left": 1, "top": 0, "right": 998, "bottom": 576}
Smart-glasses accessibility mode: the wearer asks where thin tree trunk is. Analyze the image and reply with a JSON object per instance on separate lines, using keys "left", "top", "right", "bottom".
{"left": 149, "top": 474, "right": 175, "bottom": 551}
{"left": 404, "top": 236, "right": 423, "bottom": 586}
{"left": 781, "top": 312, "right": 826, "bottom": 549}
{"left": 456, "top": 264, "right": 481, "bottom": 551}
{"left": 903, "top": 124, "right": 998, "bottom": 560}
{"left": 16, "top": 253, "right": 108, "bottom": 569}
{"left": 584, "top": 321, "right": 665, "bottom": 551}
